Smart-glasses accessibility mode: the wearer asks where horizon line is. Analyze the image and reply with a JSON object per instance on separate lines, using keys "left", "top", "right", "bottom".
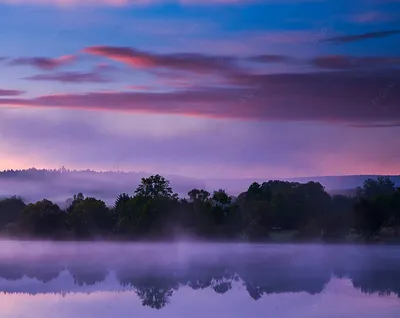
{"left": 0, "top": 167, "right": 399, "bottom": 180}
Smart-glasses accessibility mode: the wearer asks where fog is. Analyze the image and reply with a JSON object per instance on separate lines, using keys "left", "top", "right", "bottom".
{"left": 1, "top": 240, "right": 399, "bottom": 273}
{"left": 0, "top": 170, "right": 206, "bottom": 206}
{"left": 1, "top": 169, "right": 400, "bottom": 207}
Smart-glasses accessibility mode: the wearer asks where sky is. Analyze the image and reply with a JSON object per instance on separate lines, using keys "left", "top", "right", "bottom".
{"left": 0, "top": 0, "right": 399, "bottom": 179}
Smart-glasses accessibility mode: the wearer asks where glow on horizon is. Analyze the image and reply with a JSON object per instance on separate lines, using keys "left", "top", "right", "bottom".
{"left": 0, "top": 0, "right": 399, "bottom": 178}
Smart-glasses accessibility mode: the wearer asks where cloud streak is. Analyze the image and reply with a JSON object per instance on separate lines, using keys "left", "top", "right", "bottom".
{"left": 25, "top": 71, "right": 111, "bottom": 83}
{"left": 0, "top": 70, "right": 399, "bottom": 126}
{"left": 83, "top": 46, "right": 238, "bottom": 74}
{"left": 9, "top": 55, "right": 76, "bottom": 71}
{"left": 0, "top": 89, "right": 24, "bottom": 96}
{"left": 323, "top": 30, "right": 400, "bottom": 43}
{"left": 249, "top": 54, "right": 291, "bottom": 63}
{"left": 312, "top": 55, "right": 400, "bottom": 69}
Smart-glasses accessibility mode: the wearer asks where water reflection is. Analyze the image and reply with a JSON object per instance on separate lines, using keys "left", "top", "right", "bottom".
{"left": 0, "top": 242, "right": 399, "bottom": 317}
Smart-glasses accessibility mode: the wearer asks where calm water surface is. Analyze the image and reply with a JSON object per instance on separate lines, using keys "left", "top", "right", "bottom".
{"left": 0, "top": 241, "right": 399, "bottom": 318}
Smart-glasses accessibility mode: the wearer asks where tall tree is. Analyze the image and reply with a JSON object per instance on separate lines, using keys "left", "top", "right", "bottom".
{"left": 66, "top": 193, "right": 85, "bottom": 213}
{"left": 353, "top": 177, "right": 398, "bottom": 240}
{"left": 188, "top": 189, "right": 210, "bottom": 202}
{"left": 212, "top": 189, "right": 232, "bottom": 206}
{"left": 356, "top": 177, "right": 396, "bottom": 199}
{"left": 134, "top": 175, "right": 177, "bottom": 199}
{"left": 0, "top": 196, "right": 26, "bottom": 229}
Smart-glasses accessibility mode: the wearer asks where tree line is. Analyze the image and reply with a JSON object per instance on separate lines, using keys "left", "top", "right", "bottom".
{"left": 0, "top": 175, "right": 399, "bottom": 241}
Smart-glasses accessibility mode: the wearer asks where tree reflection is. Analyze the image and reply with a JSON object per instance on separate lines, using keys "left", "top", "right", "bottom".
{"left": 117, "top": 271, "right": 180, "bottom": 309}
{"left": 68, "top": 264, "right": 108, "bottom": 286}
{"left": 0, "top": 261, "right": 64, "bottom": 282}
{"left": 25, "top": 264, "right": 65, "bottom": 283}
{"left": 0, "top": 247, "right": 399, "bottom": 309}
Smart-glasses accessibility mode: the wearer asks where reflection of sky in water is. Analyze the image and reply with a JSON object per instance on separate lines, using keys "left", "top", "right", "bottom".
{"left": 0, "top": 242, "right": 400, "bottom": 318}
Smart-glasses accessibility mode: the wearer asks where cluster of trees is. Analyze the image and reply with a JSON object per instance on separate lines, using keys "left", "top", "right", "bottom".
{"left": 0, "top": 175, "right": 399, "bottom": 241}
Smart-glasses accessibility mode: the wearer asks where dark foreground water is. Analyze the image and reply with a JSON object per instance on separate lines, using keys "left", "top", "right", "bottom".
{"left": 0, "top": 241, "right": 399, "bottom": 318}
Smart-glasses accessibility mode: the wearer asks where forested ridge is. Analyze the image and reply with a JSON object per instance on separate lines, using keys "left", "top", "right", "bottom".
{"left": 0, "top": 174, "right": 399, "bottom": 242}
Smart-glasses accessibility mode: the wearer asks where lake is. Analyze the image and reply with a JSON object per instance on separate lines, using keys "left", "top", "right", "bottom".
{"left": 0, "top": 241, "right": 399, "bottom": 318}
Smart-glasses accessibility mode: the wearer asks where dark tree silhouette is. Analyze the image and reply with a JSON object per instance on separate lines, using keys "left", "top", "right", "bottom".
{"left": 356, "top": 177, "right": 396, "bottom": 199}
{"left": 68, "top": 197, "right": 113, "bottom": 237}
{"left": 134, "top": 174, "right": 177, "bottom": 199}
{"left": 188, "top": 189, "right": 210, "bottom": 202}
{"left": 0, "top": 173, "right": 398, "bottom": 242}
{"left": 0, "top": 196, "right": 26, "bottom": 232}
{"left": 20, "top": 199, "right": 65, "bottom": 236}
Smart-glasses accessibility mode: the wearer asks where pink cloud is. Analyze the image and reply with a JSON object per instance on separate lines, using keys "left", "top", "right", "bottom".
{"left": 84, "top": 47, "right": 156, "bottom": 68}
{"left": 83, "top": 46, "right": 237, "bottom": 74}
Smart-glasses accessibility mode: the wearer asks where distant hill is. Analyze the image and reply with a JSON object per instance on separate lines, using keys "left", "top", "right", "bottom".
{"left": 0, "top": 169, "right": 399, "bottom": 205}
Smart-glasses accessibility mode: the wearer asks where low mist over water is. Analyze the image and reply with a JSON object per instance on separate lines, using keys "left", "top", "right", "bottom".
{"left": 0, "top": 241, "right": 400, "bottom": 317}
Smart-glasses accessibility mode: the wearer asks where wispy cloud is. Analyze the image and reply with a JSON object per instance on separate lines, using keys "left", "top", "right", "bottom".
{"left": 25, "top": 71, "right": 111, "bottom": 83}
{"left": 127, "top": 85, "right": 154, "bottom": 91}
{"left": 249, "top": 54, "right": 291, "bottom": 63}
{"left": 8, "top": 55, "right": 76, "bottom": 71}
{"left": 259, "top": 30, "right": 322, "bottom": 44}
{"left": 323, "top": 30, "right": 400, "bottom": 43}
{"left": 0, "top": 89, "right": 24, "bottom": 96}
{"left": 83, "top": 46, "right": 238, "bottom": 74}
{"left": 312, "top": 55, "right": 400, "bottom": 69}
{"left": 1, "top": 70, "right": 399, "bottom": 126}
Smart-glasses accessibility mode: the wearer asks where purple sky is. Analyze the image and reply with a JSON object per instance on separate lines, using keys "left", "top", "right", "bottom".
{"left": 0, "top": 0, "right": 399, "bottom": 179}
